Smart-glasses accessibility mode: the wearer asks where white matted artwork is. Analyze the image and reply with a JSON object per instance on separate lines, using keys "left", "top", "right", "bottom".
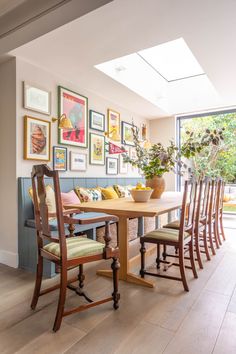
{"left": 24, "top": 82, "right": 51, "bottom": 115}
{"left": 129, "top": 147, "right": 139, "bottom": 173}
{"left": 106, "top": 157, "right": 118, "bottom": 175}
{"left": 70, "top": 151, "right": 87, "bottom": 171}
{"left": 119, "top": 154, "right": 128, "bottom": 174}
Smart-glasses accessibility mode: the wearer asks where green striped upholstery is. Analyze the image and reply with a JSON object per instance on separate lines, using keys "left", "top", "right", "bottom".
{"left": 163, "top": 219, "right": 180, "bottom": 230}
{"left": 43, "top": 237, "right": 104, "bottom": 259}
{"left": 143, "top": 228, "right": 189, "bottom": 242}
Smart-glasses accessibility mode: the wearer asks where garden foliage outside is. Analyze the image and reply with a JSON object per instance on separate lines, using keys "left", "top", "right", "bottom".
{"left": 180, "top": 112, "right": 236, "bottom": 183}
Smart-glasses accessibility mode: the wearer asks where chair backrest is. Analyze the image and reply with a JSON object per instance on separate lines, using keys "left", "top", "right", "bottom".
{"left": 31, "top": 164, "right": 66, "bottom": 248}
{"left": 200, "top": 178, "right": 211, "bottom": 220}
{"left": 195, "top": 179, "right": 204, "bottom": 227}
{"left": 179, "top": 180, "right": 197, "bottom": 246}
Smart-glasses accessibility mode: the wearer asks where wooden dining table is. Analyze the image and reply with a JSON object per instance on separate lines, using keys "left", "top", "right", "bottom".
{"left": 68, "top": 192, "right": 183, "bottom": 288}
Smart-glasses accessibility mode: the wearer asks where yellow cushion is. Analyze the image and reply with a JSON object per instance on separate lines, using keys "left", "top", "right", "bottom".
{"left": 143, "top": 228, "right": 189, "bottom": 242}
{"left": 43, "top": 236, "right": 104, "bottom": 259}
{"left": 29, "top": 185, "right": 56, "bottom": 214}
{"left": 163, "top": 220, "right": 180, "bottom": 230}
{"left": 100, "top": 186, "right": 119, "bottom": 200}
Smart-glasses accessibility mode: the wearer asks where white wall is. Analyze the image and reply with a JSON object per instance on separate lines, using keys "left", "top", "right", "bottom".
{"left": 149, "top": 116, "right": 176, "bottom": 191}
{"left": 16, "top": 58, "right": 149, "bottom": 178}
{"left": 0, "top": 58, "right": 18, "bottom": 267}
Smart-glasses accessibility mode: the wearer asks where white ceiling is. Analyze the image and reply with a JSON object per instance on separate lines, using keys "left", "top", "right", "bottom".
{"left": 10, "top": 0, "right": 236, "bottom": 119}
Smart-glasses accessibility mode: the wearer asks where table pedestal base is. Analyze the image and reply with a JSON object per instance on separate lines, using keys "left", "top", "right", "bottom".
{"left": 96, "top": 270, "right": 155, "bottom": 288}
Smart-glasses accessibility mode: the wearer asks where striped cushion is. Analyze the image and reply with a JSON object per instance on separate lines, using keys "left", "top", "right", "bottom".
{"left": 43, "top": 237, "right": 104, "bottom": 259}
{"left": 143, "top": 228, "right": 189, "bottom": 242}
{"left": 163, "top": 220, "right": 180, "bottom": 230}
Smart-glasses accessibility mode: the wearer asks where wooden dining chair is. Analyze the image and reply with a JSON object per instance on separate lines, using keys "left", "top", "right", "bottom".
{"left": 218, "top": 179, "right": 226, "bottom": 242}
{"left": 207, "top": 179, "right": 220, "bottom": 254}
{"left": 140, "top": 180, "right": 198, "bottom": 292}
{"left": 163, "top": 179, "right": 204, "bottom": 269}
{"left": 30, "top": 164, "right": 120, "bottom": 332}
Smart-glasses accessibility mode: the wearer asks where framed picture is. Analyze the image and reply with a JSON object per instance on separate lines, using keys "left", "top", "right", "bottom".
{"left": 24, "top": 115, "right": 51, "bottom": 161}
{"left": 53, "top": 146, "right": 67, "bottom": 171}
{"left": 107, "top": 109, "right": 120, "bottom": 141}
{"left": 106, "top": 157, "right": 118, "bottom": 175}
{"left": 24, "top": 82, "right": 51, "bottom": 115}
{"left": 140, "top": 123, "right": 147, "bottom": 141}
{"left": 121, "top": 121, "right": 137, "bottom": 146}
{"left": 89, "top": 133, "right": 105, "bottom": 165}
{"left": 129, "top": 147, "right": 139, "bottom": 173}
{"left": 58, "top": 86, "right": 88, "bottom": 148}
{"left": 70, "top": 151, "right": 87, "bottom": 171}
{"left": 119, "top": 154, "right": 128, "bottom": 174}
{"left": 89, "top": 110, "right": 105, "bottom": 132}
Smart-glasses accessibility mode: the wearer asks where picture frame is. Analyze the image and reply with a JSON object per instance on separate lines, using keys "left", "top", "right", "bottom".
{"left": 106, "top": 157, "right": 118, "bottom": 175}
{"left": 89, "top": 110, "right": 105, "bottom": 132}
{"left": 119, "top": 154, "right": 128, "bottom": 174}
{"left": 121, "top": 121, "right": 137, "bottom": 146}
{"left": 89, "top": 133, "right": 105, "bottom": 165}
{"left": 70, "top": 151, "right": 87, "bottom": 171}
{"left": 23, "top": 82, "right": 51, "bottom": 115}
{"left": 107, "top": 108, "right": 120, "bottom": 141}
{"left": 53, "top": 146, "right": 67, "bottom": 171}
{"left": 58, "top": 86, "right": 88, "bottom": 148}
{"left": 140, "top": 123, "right": 147, "bottom": 141}
{"left": 24, "top": 115, "right": 51, "bottom": 161}
{"left": 129, "top": 147, "right": 139, "bottom": 173}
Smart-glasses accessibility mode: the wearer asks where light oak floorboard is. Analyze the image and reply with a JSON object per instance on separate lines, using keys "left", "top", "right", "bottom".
{"left": 0, "top": 220, "right": 235, "bottom": 354}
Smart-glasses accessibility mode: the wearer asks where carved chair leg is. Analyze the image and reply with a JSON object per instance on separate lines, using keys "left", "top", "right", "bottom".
{"left": 140, "top": 241, "right": 146, "bottom": 278}
{"left": 208, "top": 223, "right": 216, "bottom": 255}
{"left": 179, "top": 247, "right": 189, "bottom": 292}
{"left": 220, "top": 215, "right": 226, "bottom": 241}
{"left": 53, "top": 266, "right": 67, "bottom": 332}
{"left": 156, "top": 244, "right": 160, "bottom": 269}
{"left": 111, "top": 257, "right": 120, "bottom": 310}
{"left": 162, "top": 244, "right": 167, "bottom": 260}
{"left": 213, "top": 221, "right": 220, "bottom": 249}
{"left": 189, "top": 241, "right": 198, "bottom": 279}
{"left": 203, "top": 228, "right": 211, "bottom": 261}
{"left": 195, "top": 231, "right": 203, "bottom": 269}
{"left": 31, "top": 254, "right": 43, "bottom": 310}
{"left": 78, "top": 264, "right": 85, "bottom": 289}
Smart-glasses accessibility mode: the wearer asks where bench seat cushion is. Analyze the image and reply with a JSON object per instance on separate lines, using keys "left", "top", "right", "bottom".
{"left": 43, "top": 236, "right": 104, "bottom": 259}
{"left": 25, "top": 212, "right": 112, "bottom": 231}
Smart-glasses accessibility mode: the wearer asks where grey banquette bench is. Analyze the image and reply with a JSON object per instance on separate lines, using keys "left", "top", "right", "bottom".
{"left": 18, "top": 177, "right": 145, "bottom": 277}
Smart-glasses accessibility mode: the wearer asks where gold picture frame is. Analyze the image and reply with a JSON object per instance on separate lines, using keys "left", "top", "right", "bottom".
{"left": 107, "top": 108, "right": 120, "bottom": 141}
{"left": 24, "top": 115, "right": 51, "bottom": 161}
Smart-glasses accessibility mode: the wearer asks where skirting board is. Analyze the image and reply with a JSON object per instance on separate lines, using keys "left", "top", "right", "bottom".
{"left": 0, "top": 250, "right": 18, "bottom": 268}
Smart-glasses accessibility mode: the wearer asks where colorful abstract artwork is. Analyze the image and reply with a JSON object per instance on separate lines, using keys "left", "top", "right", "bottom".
{"left": 58, "top": 86, "right": 88, "bottom": 148}
{"left": 53, "top": 146, "right": 67, "bottom": 171}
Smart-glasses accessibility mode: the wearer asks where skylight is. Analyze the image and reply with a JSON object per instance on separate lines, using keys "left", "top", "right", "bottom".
{"left": 138, "top": 38, "right": 205, "bottom": 81}
{"left": 95, "top": 37, "right": 219, "bottom": 114}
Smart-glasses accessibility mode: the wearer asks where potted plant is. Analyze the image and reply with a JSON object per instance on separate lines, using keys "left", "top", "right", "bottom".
{"left": 123, "top": 127, "right": 184, "bottom": 198}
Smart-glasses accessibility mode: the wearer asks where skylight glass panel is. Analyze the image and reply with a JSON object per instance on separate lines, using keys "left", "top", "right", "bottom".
{"left": 138, "top": 38, "right": 204, "bottom": 81}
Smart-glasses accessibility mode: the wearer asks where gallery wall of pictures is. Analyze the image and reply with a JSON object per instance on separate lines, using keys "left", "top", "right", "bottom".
{"left": 19, "top": 60, "right": 148, "bottom": 177}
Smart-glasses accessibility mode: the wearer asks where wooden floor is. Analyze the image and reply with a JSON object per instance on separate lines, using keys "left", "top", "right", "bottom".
{"left": 0, "top": 215, "right": 236, "bottom": 354}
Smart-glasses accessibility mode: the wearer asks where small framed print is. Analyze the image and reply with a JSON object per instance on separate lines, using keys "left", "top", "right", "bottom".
{"left": 119, "top": 154, "right": 128, "bottom": 174}
{"left": 89, "top": 110, "right": 105, "bottom": 132}
{"left": 89, "top": 133, "right": 105, "bottom": 165}
{"left": 70, "top": 151, "right": 87, "bottom": 171}
{"left": 140, "top": 123, "right": 147, "bottom": 141}
{"left": 106, "top": 157, "right": 118, "bottom": 175}
{"left": 24, "top": 82, "right": 51, "bottom": 115}
{"left": 53, "top": 146, "right": 67, "bottom": 171}
{"left": 121, "top": 121, "right": 137, "bottom": 146}
{"left": 24, "top": 115, "right": 51, "bottom": 161}
{"left": 107, "top": 108, "right": 120, "bottom": 141}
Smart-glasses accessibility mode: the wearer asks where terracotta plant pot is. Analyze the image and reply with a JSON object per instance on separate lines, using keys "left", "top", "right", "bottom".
{"left": 146, "top": 176, "right": 165, "bottom": 199}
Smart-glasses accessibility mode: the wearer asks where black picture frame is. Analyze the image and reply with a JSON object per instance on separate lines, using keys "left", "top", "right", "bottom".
{"left": 121, "top": 121, "right": 137, "bottom": 146}
{"left": 89, "top": 110, "right": 105, "bottom": 132}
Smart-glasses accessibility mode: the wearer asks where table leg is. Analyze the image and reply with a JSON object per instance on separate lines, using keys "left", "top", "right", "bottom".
{"left": 96, "top": 216, "right": 155, "bottom": 288}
